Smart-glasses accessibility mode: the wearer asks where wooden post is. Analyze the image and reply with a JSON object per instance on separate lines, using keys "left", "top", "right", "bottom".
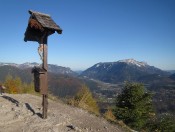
{"left": 41, "top": 35, "right": 48, "bottom": 119}
{"left": 42, "top": 94, "right": 48, "bottom": 119}
{"left": 24, "top": 10, "right": 62, "bottom": 119}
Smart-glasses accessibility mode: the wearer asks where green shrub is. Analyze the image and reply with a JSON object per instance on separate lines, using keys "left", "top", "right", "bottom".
{"left": 147, "top": 114, "right": 175, "bottom": 132}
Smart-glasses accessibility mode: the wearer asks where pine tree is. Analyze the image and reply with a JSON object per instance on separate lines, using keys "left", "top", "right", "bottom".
{"left": 114, "top": 83, "right": 154, "bottom": 130}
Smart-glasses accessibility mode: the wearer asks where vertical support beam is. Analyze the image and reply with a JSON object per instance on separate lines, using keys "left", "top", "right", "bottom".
{"left": 41, "top": 71, "right": 48, "bottom": 119}
{"left": 41, "top": 35, "right": 48, "bottom": 119}
{"left": 42, "top": 94, "right": 48, "bottom": 119}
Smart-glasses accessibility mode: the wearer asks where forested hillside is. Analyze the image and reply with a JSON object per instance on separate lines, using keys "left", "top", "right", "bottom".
{"left": 0, "top": 65, "right": 84, "bottom": 98}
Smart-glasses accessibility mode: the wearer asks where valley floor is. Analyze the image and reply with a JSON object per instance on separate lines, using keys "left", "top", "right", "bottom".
{"left": 0, "top": 94, "right": 124, "bottom": 132}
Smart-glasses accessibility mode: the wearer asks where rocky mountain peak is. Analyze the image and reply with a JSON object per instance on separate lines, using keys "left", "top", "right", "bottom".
{"left": 81, "top": 59, "right": 169, "bottom": 83}
{"left": 118, "top": 59, "right": 148, "bottom": 67}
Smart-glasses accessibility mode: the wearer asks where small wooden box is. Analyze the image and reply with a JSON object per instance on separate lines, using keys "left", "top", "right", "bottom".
{"left": 32, "top": 67, "right": 48, "bottom": 94}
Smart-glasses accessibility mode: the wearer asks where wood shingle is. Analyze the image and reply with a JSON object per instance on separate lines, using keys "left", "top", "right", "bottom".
{"left": 29, "top": 10, "right": 62, "bottom": 33}
{"left": 24, "top": 10, "right": 62, "bottom": 42}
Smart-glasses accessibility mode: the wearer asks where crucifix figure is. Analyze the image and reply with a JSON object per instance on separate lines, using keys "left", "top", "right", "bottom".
{"left": 38, "top": 44, "right": 44, "bottom": 62}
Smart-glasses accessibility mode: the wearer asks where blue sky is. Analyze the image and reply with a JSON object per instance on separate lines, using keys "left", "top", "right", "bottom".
{"left": 0, "top": 0, "right": 174, "bottom": 70}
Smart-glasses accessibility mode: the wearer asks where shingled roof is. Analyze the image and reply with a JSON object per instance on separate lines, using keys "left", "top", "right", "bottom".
{"left": 29, "top": 10, "right": 62, "bottom": 34}
{"left": 24, "top": 10, "right": 62, "bottom": 42}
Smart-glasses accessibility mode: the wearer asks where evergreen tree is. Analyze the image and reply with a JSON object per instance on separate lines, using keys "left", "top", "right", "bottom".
{"left": 114, "top": 83, "right": 154, "bottom": 130}
{"left": 148, "top": 114, "right": 175, "bottom": 132}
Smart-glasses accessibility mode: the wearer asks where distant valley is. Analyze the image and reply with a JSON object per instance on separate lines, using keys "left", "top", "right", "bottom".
{"left": 0, "top": 59, "right": 175, "bottom": 116}
{"left": 81, "top": 59, "right": 175, "bottom": 115}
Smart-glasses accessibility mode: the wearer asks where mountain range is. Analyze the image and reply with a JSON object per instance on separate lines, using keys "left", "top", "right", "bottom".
{"left": 0, "top": 62, "right": 76, "bottom": 76}
{"left": 170, "top": 73, "right": 175, "bottom": 80}
{"left": 0, "top": 59, "right": 174, "bottom": 84}
{"left": 81, "top": 59, "right": 170, "bottom": 83}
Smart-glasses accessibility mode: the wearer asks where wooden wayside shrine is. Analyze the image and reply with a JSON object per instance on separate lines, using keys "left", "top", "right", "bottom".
{"left": 24, "top": 10, "right": 62, "bottom": 119}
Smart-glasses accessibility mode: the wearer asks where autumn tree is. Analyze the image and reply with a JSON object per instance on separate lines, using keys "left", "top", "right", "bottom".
{"left": 22, "top": 82, "right": 35, "bottom": 93}
{"left": 3, "top": 74, "right": 34, "bottom": 94}
{"left": 14, "top": 76, "right": 22, "bottom": 93}
{"left": 104, "top": 108, "right": 116, "bottom": 121}
{"left": 4, "top": 75, "right": 22, "bottom": 94}
{"left": 69, "top": 84, "right": 99, "bottom": 115}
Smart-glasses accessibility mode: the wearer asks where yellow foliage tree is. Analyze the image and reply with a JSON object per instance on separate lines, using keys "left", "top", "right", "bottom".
{"left": 22, "top": 82, "right": 35, "bottom": 93}
{"left": 104, "top": 108, "right": 116, "bottom": 121}
{"left": 4, "top": 75, "right": 25, "bottom": 94}
{"left": 70, "top": 84, "right": 99, "bottom": 115}
{"left": 3, "top": 74, "right": 35, "bottom": 94}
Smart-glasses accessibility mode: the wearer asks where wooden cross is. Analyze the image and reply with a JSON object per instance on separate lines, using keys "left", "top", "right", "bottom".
{"left": 24, "top": 10, "right": 62, "bottom": 119}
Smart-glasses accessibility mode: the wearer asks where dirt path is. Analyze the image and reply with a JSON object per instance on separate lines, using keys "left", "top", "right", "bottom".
{"left": 0, "top": 94, "right": 124, "bottom": 132}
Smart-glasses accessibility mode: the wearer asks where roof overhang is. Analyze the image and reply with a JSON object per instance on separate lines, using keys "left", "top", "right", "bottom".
{"left": 24, "top": 10, "right": 62, "bottom": 43}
